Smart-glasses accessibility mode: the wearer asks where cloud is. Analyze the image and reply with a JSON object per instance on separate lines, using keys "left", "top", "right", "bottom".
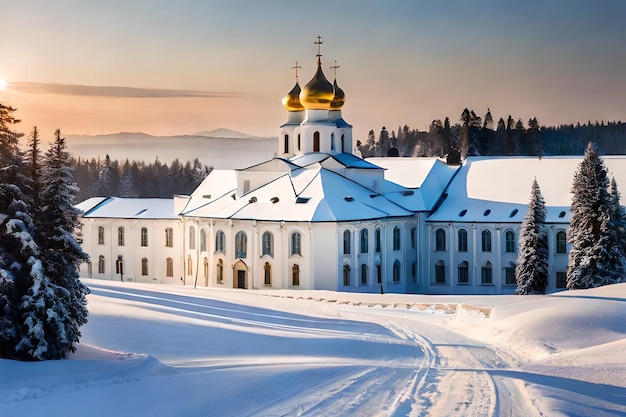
{"left": 10, "top": 81, "right": 242, "bottom": 98}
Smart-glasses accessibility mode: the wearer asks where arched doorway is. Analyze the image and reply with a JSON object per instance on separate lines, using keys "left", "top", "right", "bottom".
{"left": 233, "top": 260, "right": 248, "bottom": 289}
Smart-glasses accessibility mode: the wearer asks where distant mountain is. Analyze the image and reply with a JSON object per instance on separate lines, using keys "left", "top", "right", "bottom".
{"left": 193, "top": 128, "right": 261, "bottom": 139}
{"left": 65, "top": 131, "right": 276, "bottom": 170}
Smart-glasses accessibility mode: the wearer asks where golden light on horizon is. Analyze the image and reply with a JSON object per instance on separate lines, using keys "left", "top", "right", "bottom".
{"left": 0, "top": 78, "right": 7, "bottom": 91}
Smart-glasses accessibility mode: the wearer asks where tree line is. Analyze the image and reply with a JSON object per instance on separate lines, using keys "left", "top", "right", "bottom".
{"left": 358, "top": 108, "right": 626, "bottom": 158}
{"left": 1, "top": 104, "right": 88, "bottom": 360}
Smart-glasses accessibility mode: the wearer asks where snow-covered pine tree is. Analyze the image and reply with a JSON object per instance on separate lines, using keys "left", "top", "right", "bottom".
{"left": 515, "top": 179, "right": 549, "bottom": 294}
{"left": 609, "top": 177, "right": 626, "bottom": 262}
{"left": 36, "top": 129, "right": 90, "bottom": 358}
{"left": 567, "top": 142, "right": 626, "bottom": 289}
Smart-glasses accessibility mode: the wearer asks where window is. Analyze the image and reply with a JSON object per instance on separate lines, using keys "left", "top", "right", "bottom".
{"left": 481, "top": 230, "right": 492, "bottom": 252}
{"left": 141, "top": 258, "right": 148, "bottom": 276}
{"left": 361, "top": 264, "right": 368, "bottom": 285}
{"left": 313, "top": 131, "right": 320, "bottom": 152}
{"left": 343, "top": 265, "right": 351, "bottom": 286}
{"left": 376, "top": 264, "right": 382, "bottom": 284}
{"left": 189, "top": 226, "right": 195, "bottom": 250}
{"left": 458, "top": 229, "right": 468, "bottom": 252}
{"left": 435, "top": 228, "right": 446, "bottom": 251}
{"left": 411, "top": 227, "right": 416, "bottom": 249}
{"left": 165, "top": 228, "right": 173, "bottom": 248}
{"left": 284, "top": 134, "right": 289, "bottom": 154}
{"left": 166, "top": 258, "right": 173, "bottom": 277}
{"left": 360, "top": 229, "right": 368, "bottom": 254}
{"left": 556, "top": 231, "right": 567, "bottom": 254}
{"left": 393, "top": 260, "right": 401, "bottom": 283}
{"left": 203, "top": 257, "right": 208, "bottom": 281}
{"left": 264, "top": 262, "right": 272, "bottom": 286}
{"left": 288, "top": 264, "right": 299, "bottom": 286}
{"left": 481, "top": 261, "right": 493, "bottom": 284}
{"left": 235, "top": 231, "right": 247, "bottom": 258}
{"left": 297, "top": 134, "right": 301, "bottom": 151}
{"left": 505, "top": 267, "right": 516, "bottom": 285}
{"left": 341, "top": 134, "right": 345, "bottom": 153}
{"left": 435, "top": 260, "right": 445, "bottom": 283}
{"left": 411, "top": 261, "right": 417, "bottom": 282}
{"left": 262, "top": 232, "right": 273, "bottom": 257}
{"left": 556, "top": 271, "right": 567, "bottom": 288}
{"left": 291, "top": 232, "right": 301, "bottom": 256}
{"left": 187, "top": 255, "right": 193, "bottom": 276}
{"left": 217, "top": 259, "right": 224, "bottom": 283}
{"left": 141, "top": 227, "right": 148, "bottom": 247}
{"left": 331, "top": 133, "right": 335, "bottom": 151}
{"left": 200, "top": 229, "right": 207, "bottom": 252}
{"left": 215, "top": 230, "right": 225, "bottom": 253}
{"left": 243, "top": 180, "right": 250, "bottom": 193}
{"left": 458, "top": 261, "right": 469, "bottom": 284}
{"left": 375, "top": 229, "right": 381, "bottom": 253}
{"left": 118, "top": 227, "right": 125, "bottom": 246}
{"left": 98, "top": 226, "right": 105, "bottom": 245}
{"left": 116, "top": 258, "right": 124, "bottom": 275}
{"left": 98, "top": 255, "right": 105, "bottom": 274}
{"left": 343, "top": 230, "right": 351, "bottom": 255}
{"left": 393, "top": 226, "right": 401, "bottom": 251}
{"left": 505, "top": 231, "right": 515, "bottom": 252}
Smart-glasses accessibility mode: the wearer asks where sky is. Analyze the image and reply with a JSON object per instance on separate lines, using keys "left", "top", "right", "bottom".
{"left": 1, "top": 0, "right": 626, "bottom": 141}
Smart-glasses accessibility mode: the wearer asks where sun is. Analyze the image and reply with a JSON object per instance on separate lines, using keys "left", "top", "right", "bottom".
{"left": 0, "top": 78, "right": 6, "bottom": 91}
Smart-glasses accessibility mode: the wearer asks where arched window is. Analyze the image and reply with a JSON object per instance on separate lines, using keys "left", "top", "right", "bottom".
{"left": 118, "top": 227, "right": 125, "bottom": 246}
{"left": 264, "top": 262, "right": 272, "bottom": 286}
{"left": 200, "top": 229, "right": 207, "bottom": 252}
{"left": 341, "top": 134, "right": 345, "bottom": 153}
{"left": 458, "top": 229, "right": 468, "bottom": 252}
{"left": 262, "top": 232, "right": 273, "bottom": 257}
{"left": 360, "top": 229, "right": 368, "bottom": 254}
{"left": 215, "top": 230, "right": 225, "bottom": 253}
{"left": 331, "top": 133, "right": 335, "bottom": 151}
{"left": 166, "top": 257, "right": 173, "bottom": 277}
{"left": 297, "top": 134, "right": 301, "bottom": 151}
{"left": 98, "top": 255, "right": 105, "bottom": 274}
{"left": 216, "top": 259, "right": 223, "bottom": 283}
{"left": 284, "top": 134, "right": 289, "bottom": 154}
{"left": 189, "top": 226, "right": 195, "bottom": 250}
{"left": 361, "top": 264, "right": 368, "bottom": 285}
{"left": 376, "top": 264, "right": 382, "bottom": 283}
{"left": 393, "top": 260, "right": 401, "bottom": 283}
{"left": 291, "top": 232, "right": 301, "bottom": 256}
{"left": 505, "top": 230, "right": 515, "bottom": 252}
{"left": 435, "top": 228, "right": 446, "bottom": 251}
{"left": 556, "top": 231, "right": 567, "bottom": 254}
{"left": 141, "top": 258, "right": 148, "bottom": 276}
{"left": 458, "top": 261, "right": 469, "bottom": 284}
{"left": 481, "top": 261, "right": 493, "bottom": 284}
{"left": 375, "top": 228, "right": 381, "bottom": 253}
{"left": 313, "top": 131, "right": 320, "bottom": 152}
{"left": 235, "top": 231, "right": 247, "bottom": 258}
{"left": 292, "top": 264, "right": 300, "bottom": 286}
{"left": 481, "top": 230, "right": 492, "bottom": 252}
{"left": 411, "top": 227, "right": 416, "bottom": 249}
{"left": 165, "top": 228, "right": 173, "bottom": 247}
{"left": 98, "top": 226, "right": 105, "bottom": 245}
{"left": 393, "top": 226, "right": 401, "bottom": 251}
{"left": 141, "top": 227, "right": 148, "bottom": 247}
{"left": 203, "top": 257, "right": 209, "bottom": 280}
{"left": 435, "top": 260, "right": 445, "bottom": 283}
{"left": 187, "top": 255, "right": 193, "bottom": 276}
{"left": 343, "top": 264, "right": 351, "bottom": 286}
{"left": 343, "top": 230, "right": 351, "bottom": 254}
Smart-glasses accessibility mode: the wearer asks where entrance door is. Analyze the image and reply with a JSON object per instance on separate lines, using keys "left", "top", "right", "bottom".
{"left": 237, "top": 270, "right": 246, "bottom": 289}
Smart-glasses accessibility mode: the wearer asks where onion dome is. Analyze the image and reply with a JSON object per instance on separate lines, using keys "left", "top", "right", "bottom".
{"left": 299, "top": 58, "right": 335, "bottom": 110}
{"left": 330, "top": 78, "right": 345, "bottom": 110}
{"left": 282, "top": 82, "right": 304, "bottom": 112}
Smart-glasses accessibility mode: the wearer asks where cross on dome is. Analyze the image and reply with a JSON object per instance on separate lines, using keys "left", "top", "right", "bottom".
{"left": 291, "top": 62, "right": 302, "bottom": 80}
{"left": 331, "top": 61, "right": 340, "bottom": 76}
{"left": 315, "top": 35, "right": 324, "bottom": 59}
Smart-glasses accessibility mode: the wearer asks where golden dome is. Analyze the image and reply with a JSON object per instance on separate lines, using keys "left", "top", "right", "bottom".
{"left": 330, "top": 78, "right": 345, "bottom": 110}
{"left": 299, "top": 58, "right": 335, "bottom": 110}
{"left": 282, "top": 82, "right": 304, "bottom": 112}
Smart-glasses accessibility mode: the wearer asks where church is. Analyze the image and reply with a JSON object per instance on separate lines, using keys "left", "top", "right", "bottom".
{"left": 76, "top": 41, "right": 626, "bottom": 295}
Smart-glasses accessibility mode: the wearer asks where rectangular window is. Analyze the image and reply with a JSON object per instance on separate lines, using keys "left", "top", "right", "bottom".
{"left": 435, "top": 262, "right": 445, "bottom": 283}
{"left": 118, "top": 227, "right": 124, "bottom": 246}
{"left": 458, "top": 263, "right": 469, "bottom": 284}
{"left": 556, "top": 271, "right": 567, "bottom": 289}
{"left": 141, "top": 228, "right": 148, "bottom": 247}
{"left": 481, "top": 266, "right": 493, "bottom": 285}
{"left": 504, "top": 267, "right": 516, "bottom": 285}
{"left": 98, "top": 227, "right": 105, "bottom": 245}
{"left": 165, "top": 229, "right": 173, "bottom": 248}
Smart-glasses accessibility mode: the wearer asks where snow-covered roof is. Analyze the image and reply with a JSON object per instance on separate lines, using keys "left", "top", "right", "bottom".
{"left": 428, "top": 156, "right": 626, "bottom": 223}
{"left": 78, "top": 197, "right": 180, "bottom": 219}
{"left": 290, "top": 153, "right": 382, "bottom": 170}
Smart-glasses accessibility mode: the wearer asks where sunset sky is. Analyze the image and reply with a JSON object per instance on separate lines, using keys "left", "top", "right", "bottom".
{"left": 1, "top": 1, "right": 626, "bottom": 141}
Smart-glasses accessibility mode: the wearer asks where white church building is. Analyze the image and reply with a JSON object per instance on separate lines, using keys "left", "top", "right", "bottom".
{"left": 76, "top": 43, "right": 626, "bottom": 295}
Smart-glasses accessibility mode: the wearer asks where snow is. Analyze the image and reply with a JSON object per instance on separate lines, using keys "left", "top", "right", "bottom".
{"left": 1, "top": 280, "right": 625, "bottom": 416}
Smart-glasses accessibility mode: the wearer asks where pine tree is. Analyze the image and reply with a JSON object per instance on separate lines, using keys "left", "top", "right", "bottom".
{"left": 515, "top": 179, "right": 549, "bottom": 294}
{"left": 609, "top": 177, "right": 626, "bottom": 257}
{"left": 567, "top": 142, "right": 626, "bottom": 289}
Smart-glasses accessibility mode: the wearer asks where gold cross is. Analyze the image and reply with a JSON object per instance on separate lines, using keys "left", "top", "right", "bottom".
{"left": 291, "top": 62, "right": 302, "bottom": 80}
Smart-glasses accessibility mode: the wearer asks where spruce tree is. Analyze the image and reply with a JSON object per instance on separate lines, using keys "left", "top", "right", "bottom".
{"left": 515, "top": 179, "right": 549, "bottom": 294}
{"left": 609, "top": 177, "right": 626, "bottom": 257}
{"left": 567, "top": 142, "right": 626, "bottom": 289}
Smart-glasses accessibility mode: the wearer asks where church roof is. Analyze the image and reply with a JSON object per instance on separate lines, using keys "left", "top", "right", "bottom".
{"left": 77, "top": 197, "right": 180, "bottom": 219}
{"left": 291, "top": 152, "right": 381, "bottom": 169}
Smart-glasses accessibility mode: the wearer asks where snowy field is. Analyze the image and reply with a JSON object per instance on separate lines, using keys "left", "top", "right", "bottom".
{"left": 1, "top": 280, "right": 625, "bottom": 417}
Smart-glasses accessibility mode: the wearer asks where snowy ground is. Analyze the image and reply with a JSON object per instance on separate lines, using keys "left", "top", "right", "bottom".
{"left": 1, "top": 280, "right": 625, "bottom": 417}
